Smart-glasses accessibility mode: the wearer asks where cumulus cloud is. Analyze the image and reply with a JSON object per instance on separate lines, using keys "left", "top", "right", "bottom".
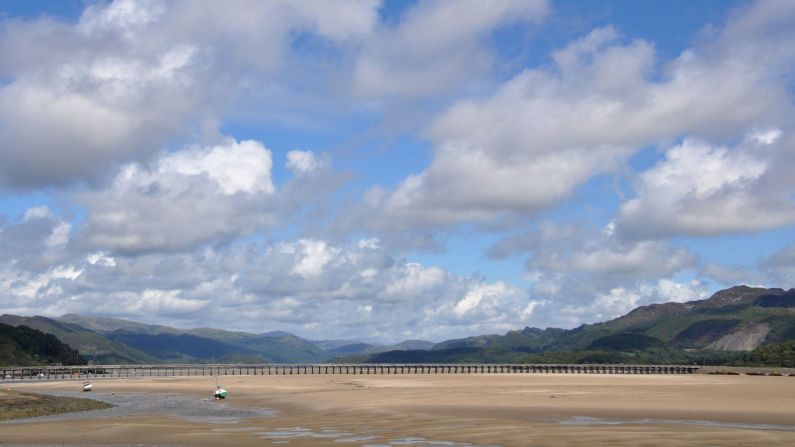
{"left": 0, "top": 0, "right": 381, "bottom": 188}
{"left": 701, "top": 262, "right": 763, "bottom": 287}
{"left": 480, "top": 220, "right": 707, "bottom": 327}
{"left": 535, "top": 240, "right": 696, "bottom": 280}
{"left": 286, "top": 150, "right": 323, "bottom": 175}
{"left": 0, "top": 12, "right": 203, "bottom": 188}
{"left": 74, "top": 138, "right": 277, "bottom": 254}
{"left": 72, "top": 139, "right": 344, "bottom": 256}
{"left": 0, "top": 207, "right": 73, "bottom": 270}
{"left": 354, "top": 0, "right": 548, "bottom": 98}
{"left": 552, "top": 279, "right": 708, "bottom": 325}
{"left": 160, "top": 139, "right": 275, "bottom": 195}
{"left": 616, "top": 136, "right": 795, "bottom": 239}
{"left": 762, "top": 243, "right": 795, "bottom": 285}
{"left": 1, "top": 0, "right": 793, "bottom": 342}
{"left": 0, "top": 236, "right": 537, "bottom": 342}
{"left": 357, "top": 1, "right": 795, "bottom": 235}
{"left": 524, "top": 232, "right": 698, "bottom": 301}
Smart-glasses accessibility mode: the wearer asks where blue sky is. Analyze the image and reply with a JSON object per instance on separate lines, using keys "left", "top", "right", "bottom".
{"left": 0, "top": 0, "right": 793, "bottom": 342}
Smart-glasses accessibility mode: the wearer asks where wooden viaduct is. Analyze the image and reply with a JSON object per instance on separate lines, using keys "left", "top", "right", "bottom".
{"left": 2, "top": 363, "right": 700, "bottom": 380}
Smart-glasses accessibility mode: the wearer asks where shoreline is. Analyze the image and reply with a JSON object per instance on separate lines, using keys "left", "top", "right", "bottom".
{"left": 1, "top": 374, "right": 794, "bottom": 446}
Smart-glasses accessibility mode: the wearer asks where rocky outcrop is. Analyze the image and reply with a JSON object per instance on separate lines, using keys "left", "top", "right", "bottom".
{"left": 707, "top": 322, "right": 771, "bottom": 351}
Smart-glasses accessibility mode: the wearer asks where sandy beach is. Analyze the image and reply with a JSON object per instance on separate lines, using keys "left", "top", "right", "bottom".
{"left": 2, "top": 374, "right": 794, "bottom": 446}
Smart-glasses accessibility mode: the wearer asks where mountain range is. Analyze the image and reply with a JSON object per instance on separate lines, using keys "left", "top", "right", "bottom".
{"left": 0, "top": 313, "right": 435, "bottom": 365}
{"left": 348, "top": 285, "right": 795, "bottom": 364}
{"left": 1, "top": 285, "right": 793, "bottom": 366}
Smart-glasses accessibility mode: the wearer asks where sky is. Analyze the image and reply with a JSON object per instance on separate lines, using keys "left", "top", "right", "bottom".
{"left": 0, "top": 0, "right": 794, "bottom": 343}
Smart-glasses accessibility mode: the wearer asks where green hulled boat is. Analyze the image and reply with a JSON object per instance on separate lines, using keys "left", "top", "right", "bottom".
{"left": 214, "top": 386, "right": 228, "bottom": 399}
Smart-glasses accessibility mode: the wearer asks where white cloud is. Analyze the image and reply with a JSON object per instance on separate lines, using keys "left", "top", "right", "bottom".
{"left": 1, "top": 0, "right": 794, "bottom": 343}
{"left": 290, "top": 239, "right": 339, "bottom": 278}
{"left": 23, "top": 206, "right": 52, "bottom": 221}
{"left": 354, "top": 0, "right": 548, "bottom": 98}
{"left": 356, "top": 1, "right": 795, "bottom": 235}
{"left": 0, "top": 236, "right": 539, "bottom": 342}
{"left": 749, "top": 128, "right": 783, "bottom": 146}
{"left": 0, "top": 0, "right": 382, "bottom": 188}
{"left": 482, "top": 221, "right": 707, "bottom": 328}
{"left": 75, "top": 138, "right": 277, "bottom": 253}
{"left": 654, "top": 279, "right": 707, "bottom": 303}
{"left": 0, "top": 81, "right": 153, "bottom": 187}
{"left": 454, "top": 282, "right": 510, "bottom": 317}
{"left": 357, "top": 238, "right": 381, "bottom": 250}
{"left": 763, "top": 243, "right": 795, "bottom": 285}
{"left": 160, "top": 139, "right": 274, "bottom": 195}
{"left": 79, "top": 0, "right": 165, "bottom": 39}
{"left": 524, "top": 279, "right": 709, "bottom": 328}
{"left": 131, "top": 288, "right": 208, "bottom": 315}
{"left": 286, "top": 150, "right": 321, "bottom": 175}
{"left": 1, "top": 208, "right": 74, "bottom": 269}
{"left": 382, "top": 263, "right": 446, "bottom": 300}
{"left": 616, "top": 137, "right": 795, "bottom": 238}
{"left": 562, "top": 241, "right": 695, "bottom": 278}
{"left": 86, "top": 253, "right": 117, "bottom": 267}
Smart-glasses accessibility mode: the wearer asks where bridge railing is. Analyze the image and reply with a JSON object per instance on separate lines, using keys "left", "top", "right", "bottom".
{"left": 1, "top": 363, "right": 701, "bottom": 381}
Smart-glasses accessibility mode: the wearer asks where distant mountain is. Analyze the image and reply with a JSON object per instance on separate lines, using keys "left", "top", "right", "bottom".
{"left": 58, "top": 314, "right": 182, "bottom": 335}
{"left": 312, "top": 338, "right": 435, "bottom": 356}
{"left": 385, "top": 340, "right": 435, "bottom": 351}
{"left": 0, "top": 315, "right": 157, "bottom": 364}
{"left": 185, "top": 328, "right": 329, "bottom": 363}
{"left": 0, "top": 323, "right": 86, "bottom": 366}
{"left": 325, "top": 342, "right": 377, "bottom": 356}
{"left": 311, "top": 339, "right": 363, "bottom": 351}
{"left": 346, "top": 286, "right": 795, "bottom": 364}
{"left": 105, "top": 330, "right": 264, "bottom": 363}
{"left": 433, "top": 327, "right": 565, "bottom": 352}
{"left": 4, "top": 285, "right": 792, "bottom": 366}
{"left": 559, "top": 286, "right": 795, "bottom": 352}
{"left": 322, "top": 339, "right": 436, "bottom": 356}
{"left": 57, "top": 315, "right": 330, "bottom": 363}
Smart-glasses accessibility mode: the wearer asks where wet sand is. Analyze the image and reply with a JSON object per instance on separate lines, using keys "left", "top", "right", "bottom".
{"left": 2, "top": 374, "right": 794, "bottom": 446}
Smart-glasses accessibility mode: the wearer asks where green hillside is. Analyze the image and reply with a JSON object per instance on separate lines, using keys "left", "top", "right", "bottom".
{"left": 323, "top": 340, "right": 435, "bottom": 356}
{"left": 336, "top": 347, "right": 531, "bottom": 364}
{"left": 0, "top": 315, "right": 157, "bottom": 364}
{"left": 196, "top": 331, "right": 329, "bottom": 363}
{"left": 733, "top": 340, "right": 795, "bottom": 368}
{"left": 0, "top": 323, "right": 86, "bottom": 366}
{"left": 58, "top": 314, "right": 182, "bottom": 335}
{"left": 3, "top": 285, "right": 792, "bottom": 366}
{"left": 58, "top": 316, "right": 330, "bottom": 363}
{"left": 349, "top": 286, "right": 795, "bottom": 366}
{"left": 106, "top": 330, "right": 266, "bottom": 363}
{"left": 585, "top": 333, "right": 666, "bottom": 351}
{"left": 517, "top": 286, "right": 793, "bottom": 354}
{"left": 432, "top": 327, "right": 566, "bottom": 353}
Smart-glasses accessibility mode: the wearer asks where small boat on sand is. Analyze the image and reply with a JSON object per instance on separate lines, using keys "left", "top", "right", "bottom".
{"left": 212, "top": 368, "right": 228, "bottom": 399}
{"left": 82, "top": 381, "right": 92, "bottom": 392}
{"left": 214, "top": 385, "right": 228, "bottom": 399}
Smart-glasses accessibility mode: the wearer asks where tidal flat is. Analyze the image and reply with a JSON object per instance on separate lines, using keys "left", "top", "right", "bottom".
{"left": 0, "top": 389, "right": 112, "bottom": 422}
{"left": 1, "top": 374, "right": 794, "bottom": 446}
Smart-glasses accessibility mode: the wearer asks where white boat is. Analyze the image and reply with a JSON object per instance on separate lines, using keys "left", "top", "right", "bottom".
{"left": 214, "top": 385, "right": 228, "bottom": 399}
{"left": 212, "top": 368, "right": 228, "bottom": 399}
{"left": 82, "top": 381, "right": 92, "bottom": 392}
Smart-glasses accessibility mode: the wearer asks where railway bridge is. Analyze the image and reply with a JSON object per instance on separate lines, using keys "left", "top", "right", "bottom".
{"left": 1, "top": 363, "right": 700, "bottom": 381}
